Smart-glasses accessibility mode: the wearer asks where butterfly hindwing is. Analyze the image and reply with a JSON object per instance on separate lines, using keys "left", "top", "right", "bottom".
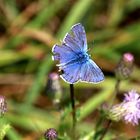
{"left": 80, "top": 59, "right": 104, "bottom": 83}
{"left": 60, "top": 62, "right": 81, "bottom": 84}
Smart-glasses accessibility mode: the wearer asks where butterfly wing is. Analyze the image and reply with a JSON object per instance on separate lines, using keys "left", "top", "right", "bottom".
{"left": 52, "top": 44, "right": 77, "bottom": 65}
{"left": 80, "top": 59, "right": 104, "bottom": 83}
{"left": 52, "top": 43, "right": 81, "bottom": 84}
{"left": 63, "top": 23, "right": 87, "bottom": 53}
{"left": 52, "top": 23, "right": 88, "bottom": 83}
{"left": 52, "top": 23, "right": 86, "bottom": 64}
{"left": 60, "top": 62, "right": 81, "bottom": 84}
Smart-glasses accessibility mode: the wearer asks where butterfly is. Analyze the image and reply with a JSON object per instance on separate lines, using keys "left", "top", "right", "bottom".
{"left": 52, "top": 23, "right": 104, "bottom": 84}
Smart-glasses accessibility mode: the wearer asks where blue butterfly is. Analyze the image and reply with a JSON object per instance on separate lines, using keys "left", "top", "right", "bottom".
{"left": 52, "top": 23, "right": 104, "bottom": 84}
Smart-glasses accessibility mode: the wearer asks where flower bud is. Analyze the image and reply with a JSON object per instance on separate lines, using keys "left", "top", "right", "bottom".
{"left": 46, "top": 73, "right": 62, "bottom": 105}
{"left": 115, "top": 53, "right": 134, "bottom": 80}
{"left": 0, "top": 96, "right": 7, "bottom": 116}
{"left": 44, "top": 128, "right": 57, "bottom": 140}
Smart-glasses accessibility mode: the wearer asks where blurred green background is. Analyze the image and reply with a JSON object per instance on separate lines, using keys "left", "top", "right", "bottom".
{"left": 0, "top": 0, "right": 140, "bottom": 139}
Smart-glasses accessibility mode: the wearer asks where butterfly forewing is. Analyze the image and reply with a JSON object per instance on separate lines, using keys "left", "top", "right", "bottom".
{"left": 71, "top": 23, "right": 87, "bottom": 51}
{"left": 63, "top": 23, "right": 87, "bottom": 53}
{"left": 52, "top": 44, "right": 77, "bottom": 65}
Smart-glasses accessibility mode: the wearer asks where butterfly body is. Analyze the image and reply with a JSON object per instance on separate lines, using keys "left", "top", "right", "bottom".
{"left": 76, "top": 51, "right": 89, "bottom": 64}
{"left": 52, "top": 23, "right": 104, "bottom": 84}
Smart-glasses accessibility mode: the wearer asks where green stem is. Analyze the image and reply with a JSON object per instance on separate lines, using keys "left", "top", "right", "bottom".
{"left": 99, "top": 120, "right": 112, "bottom": 140}
{"left": 110, "top": 79, "right": 121, "bottom": 107}
{"left": 99, "top": 79, "right": 121, "bottom": 140}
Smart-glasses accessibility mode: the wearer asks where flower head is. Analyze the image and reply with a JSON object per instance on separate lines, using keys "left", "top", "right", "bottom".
{"left": 121, "top": 90, "right": 140, "bottom": 125}
{"left": 44, "top": 128, "right": 57, "bottom": 140}
{"left": 108, "top": 90, "right": 140, "bottom": 125}
{"left": 0, "top": 96, "right": 7, "bottom": 116}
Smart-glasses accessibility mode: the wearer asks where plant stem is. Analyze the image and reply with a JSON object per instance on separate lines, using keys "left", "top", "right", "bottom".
{"left": 99, "top": 79, "right": 121, "bottom": 140}
{"left": 110, "top": 79, "right": 121, "bottom": 107}
{"left": 114, "top": 79, "right": 121, "bottom": 97}
{"left": 99, "top": 120, "right": 112, "bottom": 140}
{"left": 70, "top": 84, "right": 76, "bottom": 138}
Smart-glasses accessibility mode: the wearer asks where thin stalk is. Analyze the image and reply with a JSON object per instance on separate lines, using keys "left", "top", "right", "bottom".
{"left": 70, "top": 84, "right": 76, "bottom": 138}
{"left": 110, "top": 79, "right": 121, "bottom": 107}
{"left": 99, "top": 120, "right": 112, "bottom": 140}
{"left": 99, "top": 79, "right": 121, "bottom": 140}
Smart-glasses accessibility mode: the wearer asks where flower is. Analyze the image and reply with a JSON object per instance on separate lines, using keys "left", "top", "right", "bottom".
{"left": 121, "top": 90, "right": 140, "bottom": 125}
{"left": 0, "top": 96, "right": 7, "bottom": 116}
{"left": 44, "top": 128, "right": 57, "bottom": 140}
{"left": 115, "top": 52, "right": 134, "bottom": 80}
{"left": 108, "top": 90, "right": 140, "bottom": 125}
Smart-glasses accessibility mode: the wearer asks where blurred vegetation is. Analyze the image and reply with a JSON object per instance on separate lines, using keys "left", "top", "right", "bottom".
{"left": 0, "top": 0, "right": 140, "bottom": 139}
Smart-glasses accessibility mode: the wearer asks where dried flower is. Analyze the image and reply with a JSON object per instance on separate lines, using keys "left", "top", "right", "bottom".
{"left": 0, "top": 96, "right": 7, "bottom": 116}
{"left": 115, "top": 52, "right": 134, "bottom": 80}
{"left": 44, "top": 128, "right": 57, "bottom": 140}
{"left": 108, "top": 90, "right": 140, "bottom": 125}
